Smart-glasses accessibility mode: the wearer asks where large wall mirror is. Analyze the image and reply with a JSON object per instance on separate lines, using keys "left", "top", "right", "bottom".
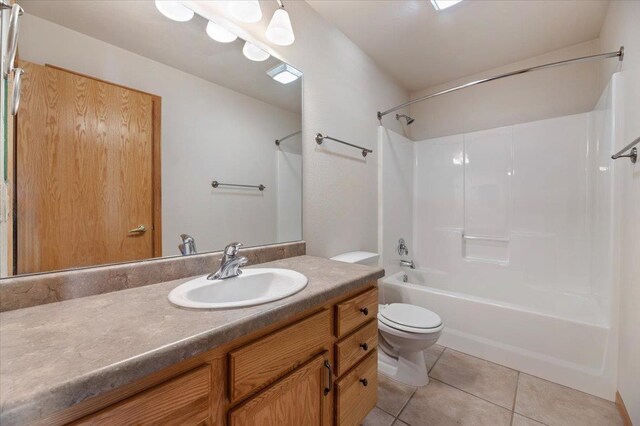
{"left": 0, "top": 0, "right": 302, "bottom": 277}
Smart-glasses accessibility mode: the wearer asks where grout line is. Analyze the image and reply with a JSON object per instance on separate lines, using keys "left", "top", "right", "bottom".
{"left": 428, "top": 346, "right": 447, "bottom": 373}
{"left": 444, "top": 347, "right": 519, "bottom": 373}
{"left": 431, "top": 378, "right": 515, "bottom": 412}
{"left": 375, "top": 404, "right": 397, "bottom": 418}
{"left": 394, "top": 385, "right": 419, "bottom": 424}
{"left": 518, "top": 413, "right": 551, "bottom": 426}
{"left": 510, "top": 371, "right": 520, "bottom": 426}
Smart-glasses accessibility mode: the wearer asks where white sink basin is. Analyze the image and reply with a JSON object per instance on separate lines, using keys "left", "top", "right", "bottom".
{"left": 168, "top": 268, "right": 308, "bottom": 309}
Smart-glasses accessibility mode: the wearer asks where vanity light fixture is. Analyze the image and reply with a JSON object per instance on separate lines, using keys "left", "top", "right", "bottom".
{"left": 243, "top": 41, "right": 270, "bottom": 62}
{"left": 228, "top": 0, "right": 262, "bottom": 23}
{"left": 206, "top": 20, "right": 238, "bottom": 43}
{"left": 267, "top": 63, "right": 302, "bottom": 84}
{"left": 154, "top": 0, "right": 194, "bottom": 22}
{"left": 266, "top": 0, "right": 295, "bottom": 46}
{"left": 430, "top": 0, "right": 463, "bottom": 10}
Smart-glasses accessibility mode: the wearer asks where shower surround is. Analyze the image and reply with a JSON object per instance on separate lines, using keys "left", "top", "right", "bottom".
{"left": 378, "top": 74, "right": 623, "bottom": 400}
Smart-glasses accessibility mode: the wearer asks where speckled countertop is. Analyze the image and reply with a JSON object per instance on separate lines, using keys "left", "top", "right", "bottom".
{"left": 0, "top": 255, "right": 384, "bottom": 426}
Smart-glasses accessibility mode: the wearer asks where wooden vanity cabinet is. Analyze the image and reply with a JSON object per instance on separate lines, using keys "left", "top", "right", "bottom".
{"left": 228, "top": 352, "right": 330, "bottom": 426}
{"left": 64, "top": 285, "right": 379, "bottom": 426}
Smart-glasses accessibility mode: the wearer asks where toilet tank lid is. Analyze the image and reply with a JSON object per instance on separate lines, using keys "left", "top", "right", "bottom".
{"left": 330, "top": 251, "right": 379, "bottom": 264}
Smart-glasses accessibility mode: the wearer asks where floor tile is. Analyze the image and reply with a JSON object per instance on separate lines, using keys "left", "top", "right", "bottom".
{"left": 392, "top": 420, "right": 410, "bottom": 426}
{"left": 377, "top": 373, "right": 417, "bottom": 416}
{"left": 512, "top": 413, "right": 546, "bottom": 426}
{"left": 424, "top": 344, "right": 445, "bottom": 372}
{"left": 398, "top": 380, "right": 512, "bottom": 426}
{"left": 362, "top": 407, "right": 395, "bottom": 426}
{"left": 430, "top": 349, "right": 519, "bottom": 409}
{"left": 514, "top": 373, "right": 623, "bottom": 426}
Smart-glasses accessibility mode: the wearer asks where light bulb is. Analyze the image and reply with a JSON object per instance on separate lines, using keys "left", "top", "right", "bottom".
{"left": 155, "top": 0, "right": 194, "bottom": 22}
{"left": 206, "top": 21, "right": 238, "bottom": 43}
{"left": 266, "top": 8, "right": 295, "bottom": 46}
{"left": 228, "top": 0, "right": 262, "bottom": 23}
{"left": 242, "top": 41, "right": 270, "bottom": 62}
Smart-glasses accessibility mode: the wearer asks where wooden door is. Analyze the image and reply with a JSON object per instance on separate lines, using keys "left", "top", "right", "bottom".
{"left": 16, "top": 61, "right": 161, "bottom": 274}
{"left": 228, "top": 352, "right": 330, "bottom": 426}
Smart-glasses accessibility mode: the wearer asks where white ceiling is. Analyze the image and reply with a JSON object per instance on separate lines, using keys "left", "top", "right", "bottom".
{"left": 307, "top": 0, "right": 610, "bottom": 92}
{"left": 20, "top": 0, "right": 301, "bottom": 113}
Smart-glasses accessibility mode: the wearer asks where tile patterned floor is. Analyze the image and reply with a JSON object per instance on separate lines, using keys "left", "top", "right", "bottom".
{"left": 363, "top": 345, "right": 623, "bottom": 426}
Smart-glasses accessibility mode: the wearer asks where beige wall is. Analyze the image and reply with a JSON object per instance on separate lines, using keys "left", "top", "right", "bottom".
{"left": 599, "top": 1, "right": 640, "bottom": 423}
{"left": 189, "top": 1, "right": 408, "bottom": 258}
{"left": 407, "top": 40, "right": 602, "bottom": 140}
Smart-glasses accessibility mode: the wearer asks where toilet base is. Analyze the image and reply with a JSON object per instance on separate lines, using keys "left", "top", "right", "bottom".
{"left": 378, "top": 345, "right": 429, "bottom": 387}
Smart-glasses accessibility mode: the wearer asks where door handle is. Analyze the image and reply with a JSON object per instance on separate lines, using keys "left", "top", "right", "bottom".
{"left": 128, "top": 225, "right": 147, "bottom": 234}
{"left": 323, "top": 360, "right": 333, "bottom": 396}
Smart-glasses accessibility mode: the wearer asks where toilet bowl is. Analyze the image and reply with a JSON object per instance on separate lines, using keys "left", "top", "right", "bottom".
{"left": 377, "top": 303, "right": 443, "bottom": 386}
{"left": 330, "top": 251, "right": 444, "bottom": 387}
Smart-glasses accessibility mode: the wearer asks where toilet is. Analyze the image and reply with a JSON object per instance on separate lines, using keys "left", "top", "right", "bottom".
{"left": 330, "top": 251, "right": 444, "bottom": 387}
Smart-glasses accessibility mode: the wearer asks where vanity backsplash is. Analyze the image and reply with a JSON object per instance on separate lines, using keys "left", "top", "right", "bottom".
{"left": 0, "top": 241, "right": 305, "bottom": 312}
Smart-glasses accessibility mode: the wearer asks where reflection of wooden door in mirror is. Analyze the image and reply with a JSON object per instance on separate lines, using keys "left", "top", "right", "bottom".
{"left": 16, "top": 61, "right": 161, "bottom": 274}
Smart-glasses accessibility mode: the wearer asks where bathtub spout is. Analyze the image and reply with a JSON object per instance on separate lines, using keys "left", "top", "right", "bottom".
{"left": 400, "top": 259, "right": 415, "bottom": 269}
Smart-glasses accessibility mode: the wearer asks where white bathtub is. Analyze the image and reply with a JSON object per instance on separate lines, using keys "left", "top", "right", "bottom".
{"left": 381, "top": 269, "right": 617, "bottom": 400}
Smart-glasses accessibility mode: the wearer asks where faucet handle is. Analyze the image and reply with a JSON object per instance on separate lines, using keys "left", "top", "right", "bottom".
{"left": 224, "top": 242, "right": 242, "bottom": 256}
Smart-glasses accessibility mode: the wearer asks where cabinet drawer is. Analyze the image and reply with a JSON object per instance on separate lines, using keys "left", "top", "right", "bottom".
{"left": 229, "top": 309, "right": 331, "bottom": 402}
{"left": 73, "top": 365, "right": 211, "bottom": 426}
{"left": 335, "top": 351, "right": 378, "bottom": 426}
{"left": 335, "top": 320, "right": 377, "bottom": 376}
{"left": 335, "top": 287, "right": 378, "bottom": 338}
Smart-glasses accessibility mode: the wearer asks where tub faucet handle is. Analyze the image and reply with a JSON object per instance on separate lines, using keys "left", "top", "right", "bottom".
{"left": 397, "top": 238, "right": 409, "bottom": 256}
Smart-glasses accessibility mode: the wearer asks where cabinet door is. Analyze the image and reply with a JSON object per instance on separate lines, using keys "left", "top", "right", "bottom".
{"left": 228, "top": 352, "right": 330, "bottom": 426}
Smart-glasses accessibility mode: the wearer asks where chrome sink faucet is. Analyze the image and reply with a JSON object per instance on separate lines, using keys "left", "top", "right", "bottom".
{"left": 179, "top": 234, "right": 197, "bottom": 255}
{"left": 208, "top": 242, "right": 248, "bottom": 280}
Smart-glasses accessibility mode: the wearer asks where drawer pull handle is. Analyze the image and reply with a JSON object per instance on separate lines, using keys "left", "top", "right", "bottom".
{"left": 360, "top": 378, "right": 368, "bottom": 387}
{"left": 360, "top": 343, "right": 369, "bottom": 351}
{"left": 360, "top": 307, "right": 369, "bottom": 316}
{"left": 323, "top": 360, "right": 333, "bottom": 396}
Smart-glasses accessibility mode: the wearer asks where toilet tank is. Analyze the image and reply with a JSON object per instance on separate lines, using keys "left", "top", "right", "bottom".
{"left": 330, "top": 251, "right": 380, "bottom": 266}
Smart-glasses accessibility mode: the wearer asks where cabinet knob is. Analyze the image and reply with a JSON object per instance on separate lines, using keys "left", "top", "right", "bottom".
{"left": 360, "top": 343, "right": 369, "bottom": 351}
{"left": 360, "top": 307, "right": 369, "bottom": 316}
{"left": 360, "top": 378, "right": 368, "bottom": 387}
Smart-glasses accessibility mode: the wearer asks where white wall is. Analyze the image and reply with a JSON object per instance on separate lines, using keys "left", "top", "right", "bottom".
{"left": 599, "top": 1, "right": 640, "bottom": 422}
{"left": 413, "top": 112, "right": 611, "bottom": 302}
{"left": 378, "top": 127, "right": 413, "bottom": 277}
{"left": 276, "top": 134, "right": 303, "bottom": 242}
{"left": 189, "top": 1, "right": 408, "bottom": 259}
{"left": 18, "top": 14, "right": 302, "bottom": 256}
{"left": 408, "top": 40, "right": 602, "bottom": 140}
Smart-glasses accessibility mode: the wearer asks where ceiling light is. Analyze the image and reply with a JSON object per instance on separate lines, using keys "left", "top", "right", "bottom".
{"left": 243, "top": 41, "right": 270, "bottom": 62}
{"left": 206, "top": 21, "right": 238, "bottom": 43}
{"left": 228, "top": 0, "right": 262, "bottom": 23}
{"left": 267, "top": 63, "right": 302, "bottom": 84}
{"left": 430, "top": 0, "right": 463, "bottom": 10}
{"left": 155, "top": 0, "right": 194, "bottom": 22}
{"left": 266, "top": 7, "right": 295, "bottom": 46}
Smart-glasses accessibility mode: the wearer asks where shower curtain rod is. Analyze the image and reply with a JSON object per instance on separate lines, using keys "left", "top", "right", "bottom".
{"left": 377, "top": 47, "right": 624, "bottom": 121}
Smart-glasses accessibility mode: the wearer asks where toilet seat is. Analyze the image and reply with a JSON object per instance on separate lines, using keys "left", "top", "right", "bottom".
{"left": 378, "top": 303, "right": 442, "bottom": 334}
